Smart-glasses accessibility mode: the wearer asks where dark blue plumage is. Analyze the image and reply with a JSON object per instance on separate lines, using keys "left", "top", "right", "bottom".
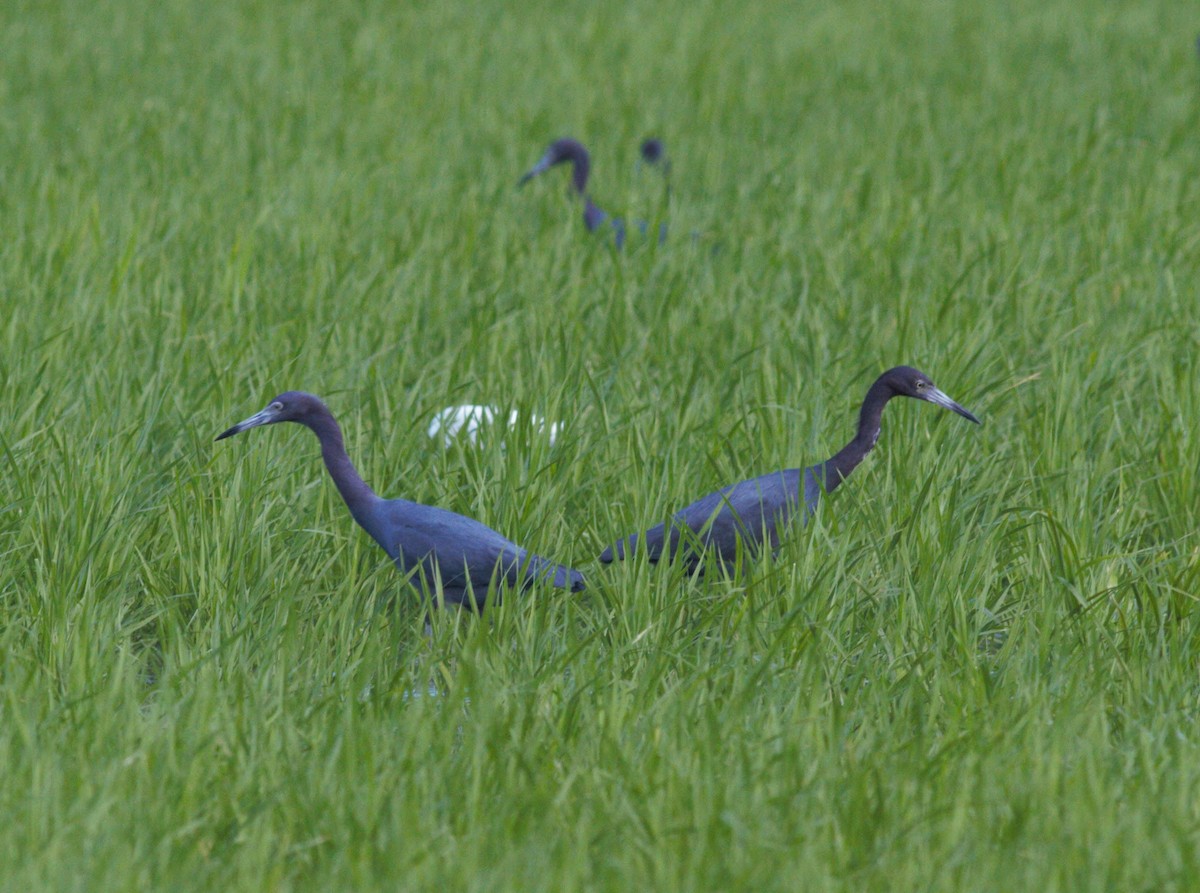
{"left": 638, "top": 138, "right": 672, "bottom": 212}
{"left": 600, "top": 366, "right": 980, "bottom": 570}
{"left": 639, "top": 138, "right": 667, "bottom": 167}
{"left": 217, "top": 391, "right": 584, "bottom": 609}
{"left": 519, "top": 137, "right": 668, "bottom": 247}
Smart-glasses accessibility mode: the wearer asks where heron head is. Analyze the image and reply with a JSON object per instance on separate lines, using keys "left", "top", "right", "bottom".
{"left": 216, "top": 391, "right": 325, "bottom": 440}
{"left": 886, "top": 366, "right": 980, "bottom": 424}
{"left": 518, "top": 138, "right": 588, "bottom": 188}
{"left": 640, "top": 139, "right": 665, "bottom": 164}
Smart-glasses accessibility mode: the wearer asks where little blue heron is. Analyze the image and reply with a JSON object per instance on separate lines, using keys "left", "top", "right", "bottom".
{"left": 639, "top": 138, "right": 668, "bottom": 168}
{"left": 638, "top": 137, "right": 673, "bottom": 210}
{"left": 519, "top": 137, "right": 667, "bottom": 247}
{"left": 217, "top": 391, "right": 585, "bottom": 609}
{"left": 639, "top": 138, "right": 672, "bottom": 186}
{"left": 599, "top": 366, "right": 980, "bottom": 570}
{"left": 428, "top": 404, "right": 561, "bottom": 447}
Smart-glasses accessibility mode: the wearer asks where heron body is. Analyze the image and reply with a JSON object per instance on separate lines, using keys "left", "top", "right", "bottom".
{"left": 599, "top": 366, "right": 980, "bottom": 571}
{"left": 217, "top": 391, "right": 584, "bottom": 609}
{"left": 520, "top": 137, "right": 667, "bottom": 247}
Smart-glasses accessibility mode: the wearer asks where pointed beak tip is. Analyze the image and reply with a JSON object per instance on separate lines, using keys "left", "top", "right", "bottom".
{"left": 955, "top": 405, "right": 981, "bottom": 425}
{"left": 926, "top": 389, "right": 981, "bottom": 425}
{"left": 952, "top": 405, "right": 981, "bottom": 425}
{"left": 216, "top": 407, "right": 278, "bottom": 442}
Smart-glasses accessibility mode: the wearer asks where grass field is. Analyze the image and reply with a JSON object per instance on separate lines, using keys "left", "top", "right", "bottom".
{"left": 2, "top": 0, "right": 1200, "bottom": 888}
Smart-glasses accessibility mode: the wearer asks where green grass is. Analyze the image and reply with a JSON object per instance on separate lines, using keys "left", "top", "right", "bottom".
{"left": 2, "top": 0, "right": 1199, "bottom": 888}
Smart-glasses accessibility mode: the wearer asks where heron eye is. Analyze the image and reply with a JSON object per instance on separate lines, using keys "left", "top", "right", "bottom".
{"left": 915, "top": 381, "right": 926, "bottom": 390}
{"left": 271, "top": 402, "right": 284, "bottom": 411}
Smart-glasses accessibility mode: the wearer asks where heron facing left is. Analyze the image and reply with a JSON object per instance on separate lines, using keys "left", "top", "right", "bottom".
{"left": 519, "top": 137, "right": 669, "bottom": 247}
{"left": 216, "top": 391, "right": 585, "bottom": 609}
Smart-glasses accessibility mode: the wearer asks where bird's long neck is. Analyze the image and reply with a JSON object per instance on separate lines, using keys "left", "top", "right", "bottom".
{"left": 651, "top": 159, "right": 672, "bottom": 203}
{"left": 562, "top": 143, "right": 591, "bottom": 194}
{"left": 817, "top": 376, "right": 894, "bottom": 493}
{"left": 583, "top": 198, "right": 607, "bottom": 232}
{"left": 303, "top": 409, "right": 376, "bottom": 514}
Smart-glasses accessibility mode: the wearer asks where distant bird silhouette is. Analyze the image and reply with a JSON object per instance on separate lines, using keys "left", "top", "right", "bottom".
{"left": 519, "top": 137, "right": 667, "bottom": 247}
{"left": 217, "top": 391, "right": 584, "bottom": 609}
{"left": 639, "top": 138, "right": 672, "bottom": 186}
{"left": 639, "top": 138, "right": 668, "bottom": 168}
{"left": 600, "top": 366, "right": 980, "bottom": 571}
{"left": 638, "top": 137, "right": 673, "bottom": 208}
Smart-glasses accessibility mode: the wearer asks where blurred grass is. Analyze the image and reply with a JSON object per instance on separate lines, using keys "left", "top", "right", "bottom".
{"left": 2, "top": 0, "right": 1200, "bottom": 888}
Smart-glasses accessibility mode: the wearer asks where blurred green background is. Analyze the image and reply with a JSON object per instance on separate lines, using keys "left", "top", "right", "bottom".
{"left": 1, "top": 0, "right": 1198, "bottom": 889}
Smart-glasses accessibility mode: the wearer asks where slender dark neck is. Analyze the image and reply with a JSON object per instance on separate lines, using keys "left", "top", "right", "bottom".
{"left": 651, "top": 159, "right": 672, "bottom": 203}
{"left": 818, "top": 376, "right": 894, "bottom": 493}
{"left": 561, "top": 143, "right": 590, "bottom": 194}
{"left": 583, "top": 198, "right": 607, "bottom": 231}
{"left": 301, "top": 408, "right": 376, "bottom": 514}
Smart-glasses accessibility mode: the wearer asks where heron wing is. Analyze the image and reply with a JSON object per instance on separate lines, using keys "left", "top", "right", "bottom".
{"left": 600, "top": 469, "right": 806, "bottom": 567}
{"left": 378, "top": 500, "right": 582, "bottom": 601}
